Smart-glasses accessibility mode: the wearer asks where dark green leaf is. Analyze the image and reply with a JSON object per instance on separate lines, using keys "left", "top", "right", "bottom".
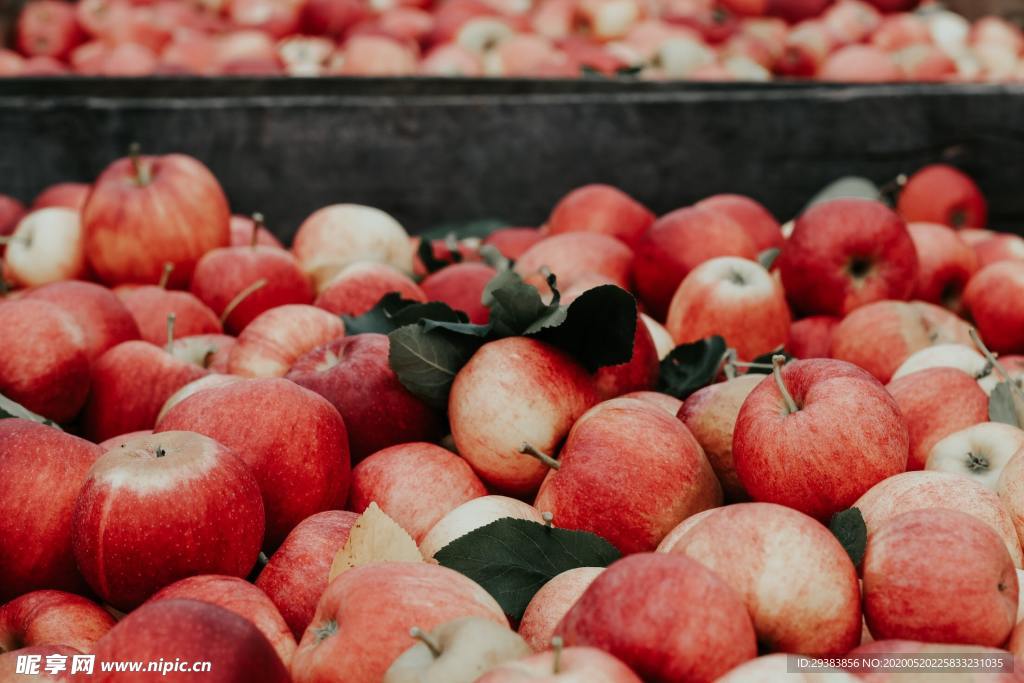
{"left": 484, "top": 270, "right": 562, "bottom": 338}
{"left": 616, "top": 65, "right": 643, "bottom": 76}
{"left": 746, "top": 348, "right": 794, "bottom": 374}
{"left": 389, "top": 301, "right": 466, "bottom": 327}
{"left": 388, "top": 324, "right": 484, "bottom": 410}
{"left": 658, "top": 336, "right": 727, "bottom": 399}
{"left": 420, "top": 219, "right": 509, "bottom": 242}
{"left": 0, "top": 393, "right": 61, "bottom": 430}
{"left": 417, "top": 237, "right": 455, "bottom": 275}
{"left": 434, "top": 518, "right": 620, "bottom": 620}
{"left": 758, "top": 248, "right": 781, "bottom": 270}
{"left": 829, "top": 508, "right": 867, "bottom": 567}
{"left": 990, "top": 381, "right": 1022, "bottom": 427}
{"left": 421, "top": 319, "right": 492, "bottom": 337}
{"left": 534, "top": 285, "right": 637, "bottom": 372}
{"left": 341, "top": 292, "right": 422, "bottom": 335}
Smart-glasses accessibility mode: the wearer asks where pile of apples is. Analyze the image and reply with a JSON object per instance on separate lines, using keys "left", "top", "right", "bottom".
{"left": 4, "top": 147, "right": 1024, "bottom": 683}
{"left": 5, "top": 0, "right": 1024, "bottom": 80}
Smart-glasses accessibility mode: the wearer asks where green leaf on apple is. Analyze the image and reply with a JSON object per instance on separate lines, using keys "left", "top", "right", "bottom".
{"left": 757, "top": 248, "right": 781, "bottom": 270}
{"left": 417, "top": 237, "right": 461, "bottom": 274}
{"left": 533, "top": 285, "right": 637, "bottom": 372}
{"left": 989, "top": 381, "right": 1021, "bottom": 428}
{"left": 343, "top": 293, "right": 470, "bottom": 336}
{"left": 388, "top": 324, "right": 484, "bottom": 410}
{"left": 657, "top": 336, "right": 727, "bottom": 399}
{"left": 434, "top": 518, "right": 620, "bottom": 621}
{"left": 0, "top": 393, "right": 61, "bottom": 430}
{"left": 484, "top": 270, "right": 564, "bottom": 338}
{"left": 829, "top": 507, "right": 867, "bottom": 567}
{"left": 419, "top": 219, "right": 509, "bottom": 242}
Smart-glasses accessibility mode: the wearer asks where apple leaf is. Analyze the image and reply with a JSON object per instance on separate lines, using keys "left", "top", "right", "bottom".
{"left": 990, "top": 381, "right": 1021, "bottom": 427}
{"left": 534, "top": 285, "right": 637, "bottom": 372}
{"left": 343, "top": 293, "right": 470, "bottom": 336}
{"left": 758, "top": 248, "right": 781, "bottom": 270}
{"left": 388, "top": 324, "right": 484, "bottom": 410}
{"left": 658, "top": 336, "right": 727, "bottom": 399}
{"left": 417, "top": 238, "right": 460, "bottom": 274}
{"left": 829, "top": 507, "right": 867, "bottom": 567}
{"left": 0, "top": 393, "right": 61, "bottom": 430}
{"left": 329, "top": 502, "right": 423, "bottom": 583}
{"left": 484, "top": 270, "right": 563, "bottom": 338}
{"left": 434, "top": 518, "right": 620, "bottom": 621}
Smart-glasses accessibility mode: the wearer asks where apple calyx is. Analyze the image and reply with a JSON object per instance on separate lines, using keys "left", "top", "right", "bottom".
{"left": 970, "top": 327, "right": 1024, "bottom": 400}
{"left": 772, "top": 354, "right": 799, "bottom": 415}
{"left": 165, "top": 313, "right": 177, "bottom": 354}
{"left": 409, "top": 626, "right": 443, "bottom": 658}
{"left": 965, "top": 452, "right": 989, "bottom": 472}
{"left": 520, "top": 442, "right": 561, "bottom": 470}
{"left": 154, "top": 445, "right": 167, "bottom": 458}
{"left": 219, "top": 278, "right": 269, "bottom": 325}
{"left": 158, "top": 262, "right": 174, "bottom": 289}
{"left": 128, "top": 142, "right": 151, "bottom": 186}
{"left": 313, "top": 619, "right": 338, "bottom": 644}
{"left": 251, "top": 212, "right": 265, "bottom": 248}
{"left": 551, "top": 635, "right": 564, "bottom": 674}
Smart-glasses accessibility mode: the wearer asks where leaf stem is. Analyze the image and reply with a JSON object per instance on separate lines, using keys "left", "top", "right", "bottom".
{"left": 520, "top": 442, "right": 560, "bottom": 470}
{"left": 772, "top": 354, "right": 798, "bottom": 414}
{"left": 410, "top": 627, "right": 442, "bottom": 658}
{"left": 970, "top": 327, "right": 1024, "bottom": 400}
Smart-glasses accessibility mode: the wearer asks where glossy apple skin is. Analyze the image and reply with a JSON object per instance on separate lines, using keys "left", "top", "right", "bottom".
{"left": 535, "top": 397, "right": 721, "bottom": 554}
{"left": 964, "top": 261, "right": 1024, "bottom": 354}
{"left": 420, "top": 495, "right": 546, "bottom": 560}
{"left": 255, "top": 510, "right": 359, "bottom": 639}
{"left": 87, "top": 599, "right": 291, "bottom": 683}
{"left": 864, "top": 509, "right": 1017, "bottom": 646}
{"left": 156, "top": 378, "right": 350, "bottom": 548}
{"left": 227, "top": 304, "right": 346, "bottom": 378}
{"left": 887, "top": 367, "right": 989, "bottom": 470}
{"left": 420, "top": 262, "right": 496, "bottom": 324}
{"left": 484, "top": 227, "right": 544, "bottom": 260}
{"left": 32, "top": 182, "right": 90, "bottom": 212}
{"left": 449, "top": 337, "right": 599, "bottom": 495}
{"left": 82, "top": 340, "right": 207, "bottom": 442}
{"left": 0, "top": 299, "right": 90, "bottom": 423}
{"left": 513, "top": 233, "right": 633, "bottom": 297}
{"left": 0, "top": 421, "right": 101, "bottom": 602}
{"left": 634, "top": 206, "right": 758, "bottom": 319}
{"left": 546, "top": 184, "right": 654, "bottom": 248}
{"left": 662, "top": 503, "right": 861, "bottom": 655}
{"left": 349, "top": 442, "right": 486, "bottom": 542}
{"left": 116, "top": 285, "right": 222, "bottom": 346}
{"left": 907, "top": 222, "right": 978, "bottom": 313}
{"left": 785, "top": 315, "right": 839, "bottom": 359}
{"left": 733, "top": 359, "right": 909, "bottom": 521}
{"left": 190, "top": 245, "right": 313, "bottom": 334}
{"left": 314, "top": 261, "right": 426, "bottom": 316}
{"left": 855, "top": 470, "right": 1024, "bottom": 568}
{"left": 291, "top": 563, "right": 507, "bottom": 683}
{"left": 0, "top": 590, "right": 114, "bottom": 653}
{"left": 556, "top": 553, "right": 757, "bottom": 682}
{"left": 82, "top": 153, "right": 230, "bottom": 288}
{"left": 695, "top": 193, "right": 783, "bottom": 252}
{"left": 72, "top": 432, "right": 265, "bottom": 611}
{"left": 477, "top": 647, "right": 643, "bottom": 683}
{"left": 287, "top": 334, "right": 444, "bottom": 462}
{"left": 666, "top": 256, "right": 791, "bottom": 361}
{"left": 519, "top": 567, "right": 604, "bottom": 652}
{"left": 897, "top": 164, "right": 988, "bottom": 229}
{"left": 829, "top": 300, "right": 971, "bottom": 383}
{"left": 25, "top": 280, "right": 141, "bottom": 362}
{"left": 146, "top": 575, "right": 296, "bottom": 667}
{"left": 778, "top": 199, "right": 918, "bottom": 317}
{"left": 592, "top": 314, "right": 660, "bottom": 400}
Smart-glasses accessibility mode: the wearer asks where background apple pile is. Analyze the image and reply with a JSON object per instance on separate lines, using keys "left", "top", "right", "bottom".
{"left": 5, "top": 0, "right": 1024, "bottom": 80}
{"left": 3, "top": 150, "right": 1024, "bottom": 682}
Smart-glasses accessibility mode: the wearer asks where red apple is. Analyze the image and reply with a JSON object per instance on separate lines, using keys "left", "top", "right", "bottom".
{"left": 420, "top": 495, "right": 546, "bottom": 559}
{"left": 818, "top": 45, "right": 901, "bottom": 82}
{"left": 349, "top": 442, "right": 487, "bottom": 542}
{"left": 661, "top": 502, "right": 861, "bottom": 655}
{"left": 556, "top": 553, "right": 756, "bottom": 682}
{"left": 997, "top": 450, "right": 1024, "bottom": 553}
{"left": 0, "top": 644, "right": 79, "bottom": 681}
{"left": 330, "top": 34, "right": 419, "bottom": 76}
{"left": 116, "top": 284, "right": 222, "bottom": 346}
{"left": 695, "top": 193, "right": 783, "bottom": 252}
{"left": 776, "top": 19, "right": 833, "bottom": 76}
{"left": 214, "top": 29, "right": 284, "bottom": 74}
{"left": 156, "top": 377, "right": 350, "bottom": 547}
{"left": 513, "top": 233, "right": 633, "bottom": 298}
{"left": 227, "top": 0, "right": 303, "bottom": 38}
{"left": 190, "top": 244, "right": 313, "bottom": 334}
{"left": 665, "top": 256, "right": 790, "bottom": 361}
{"left": 82, "top": 150, "right": 230, "bottom": 287}
{"left": 785, "top": 315, "right": 839, "bottom": 359}
{"left": 534, "top": 396, "right": 721, "bottom": 554}
{"left": 484, "top": 227, "right": 544, "bottom": 260}
{"left": 303, "top": 0, "right": 368, "bottom": 36}
{"left": 863, "top": 508, "right": 1017, "bottom": 646}
{"left": 0, "top": 421, "right": 101, "bottom": 602}
{"left": 230, "top": 214, "right": 285, "bottom": 249}
{"left": 477, "top": 646, "right": 642, "bottom": 682}
{"left": 926, "top": 422, "right": 1024, "bottom": 489}
{"left": 887, "top": 367, "right": 989, "bottom": 470}
{"left": 3, "top": 208, "right": 87, "bottom": 288}
{"left": 592, "top": 313, "right": 660, "bottom": 400}
{"left": 633, "top": 206, "right": 758, "bottom": 320}
{"left": 545, "top": 184, "right": 654, "bottom": 248}
{"left": 822, "top": 0, "right": 881, "bottom": 45}
{"left": 169, "top": 334, "right": 236, "bottom": 374}
{"left": 32, "top": 183, "right": 90, "bottom": 212}
{"left": 291, "top": 562, "right": 506, "bottom": 683}
{"left": 420, "top": 262, "right": 496, "bottom": 324}
{"left": 964, "top": 261, "right": 1024, "bottom": 354}
{"left": 0, "top": 299, "right": 89, "bottom": 423}
{"left": 897, "top": 164, "right": 987, "bottom": 229}
{"left": 519, "top": 567, "right": 604, "bottom": 652}
{"left": 87, "top": 599, "right": 290, "bottom": 682}
{"left": 146, "top": 575, "right": 296, "bottom": 666}
{"left": 227, "top": 304, "right": 345, "bottom": 377}
{"left": 286, "top": 333, "right": 444, "bottom": 461}
{"left": 974, "top": 233, "right": 1024, "bottom": 270}
{"left": 907, "top": 222, "right": 978, "bottom": 313}
{"left": 733, "top": 358, "right": 909, "bottom": 520}
{"left": 25, "top": 281, "right": 141, "bottom": 362}
{"left": 255, "top": 510, "right": 359, "bottom": 638}
{"left": 0, "top": 590, "right": 114, "bottom": 653}
{"left": 890, "top": 342, "right": 989, "bottom": 382}
{"left": 0, "top": 195, "right": 25, "bottom": 246}
{"left": 778, "top": 198, "right": 918, "bottom": 317}
{"left": 16, "top": 0, "right": 84, "bottom": 60}
{"left": 314, "top": 261, "right": 426, "bottom": 316}
{"left": 82, "top": 339, "right": 207, "bottom": 442}
{"left": 449, "top": 337, "right": 599, "bottom": 495}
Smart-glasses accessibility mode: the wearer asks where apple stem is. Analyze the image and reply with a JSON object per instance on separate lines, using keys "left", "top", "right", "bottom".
{"left": 158, "top": 262, "right": 173, "bottom": 289}
{"left": 969, "top": 327, "right": 1024, "bottom": 400}
{"left": 219, "top": 278, "right": 269, "bottom": 326}
{"left": 720, "top": 348, "right": 737, "bottom": 380}
{"left": 165, "top": 313, "right": 177, "bottom": 354}
{"left": 251, "top": 212, "right": 265, "bottom": 248}
{"left": 551, "top": 636, "right": 564, "bottom": 674}
{"left": 733, "top": 360, "right": 774, "bottom": 371}
{"left": 520, "top": 442, "right": 560, "bottom": 470}
{"left": 409, "top": 627, "right": 442, "bottom": 658}
{"left": 128, "top": 142, "right": 150, "bottom": 186}
{"left": 772, "top": 354, "right": 798, "bottom": 414}
{"left": 542, "top": 511, "right": 554, "bottom": 529}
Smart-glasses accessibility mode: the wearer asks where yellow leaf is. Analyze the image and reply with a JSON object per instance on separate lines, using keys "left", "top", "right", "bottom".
{"left": 328, "top": 502, "right": 422, "bottom": 582}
